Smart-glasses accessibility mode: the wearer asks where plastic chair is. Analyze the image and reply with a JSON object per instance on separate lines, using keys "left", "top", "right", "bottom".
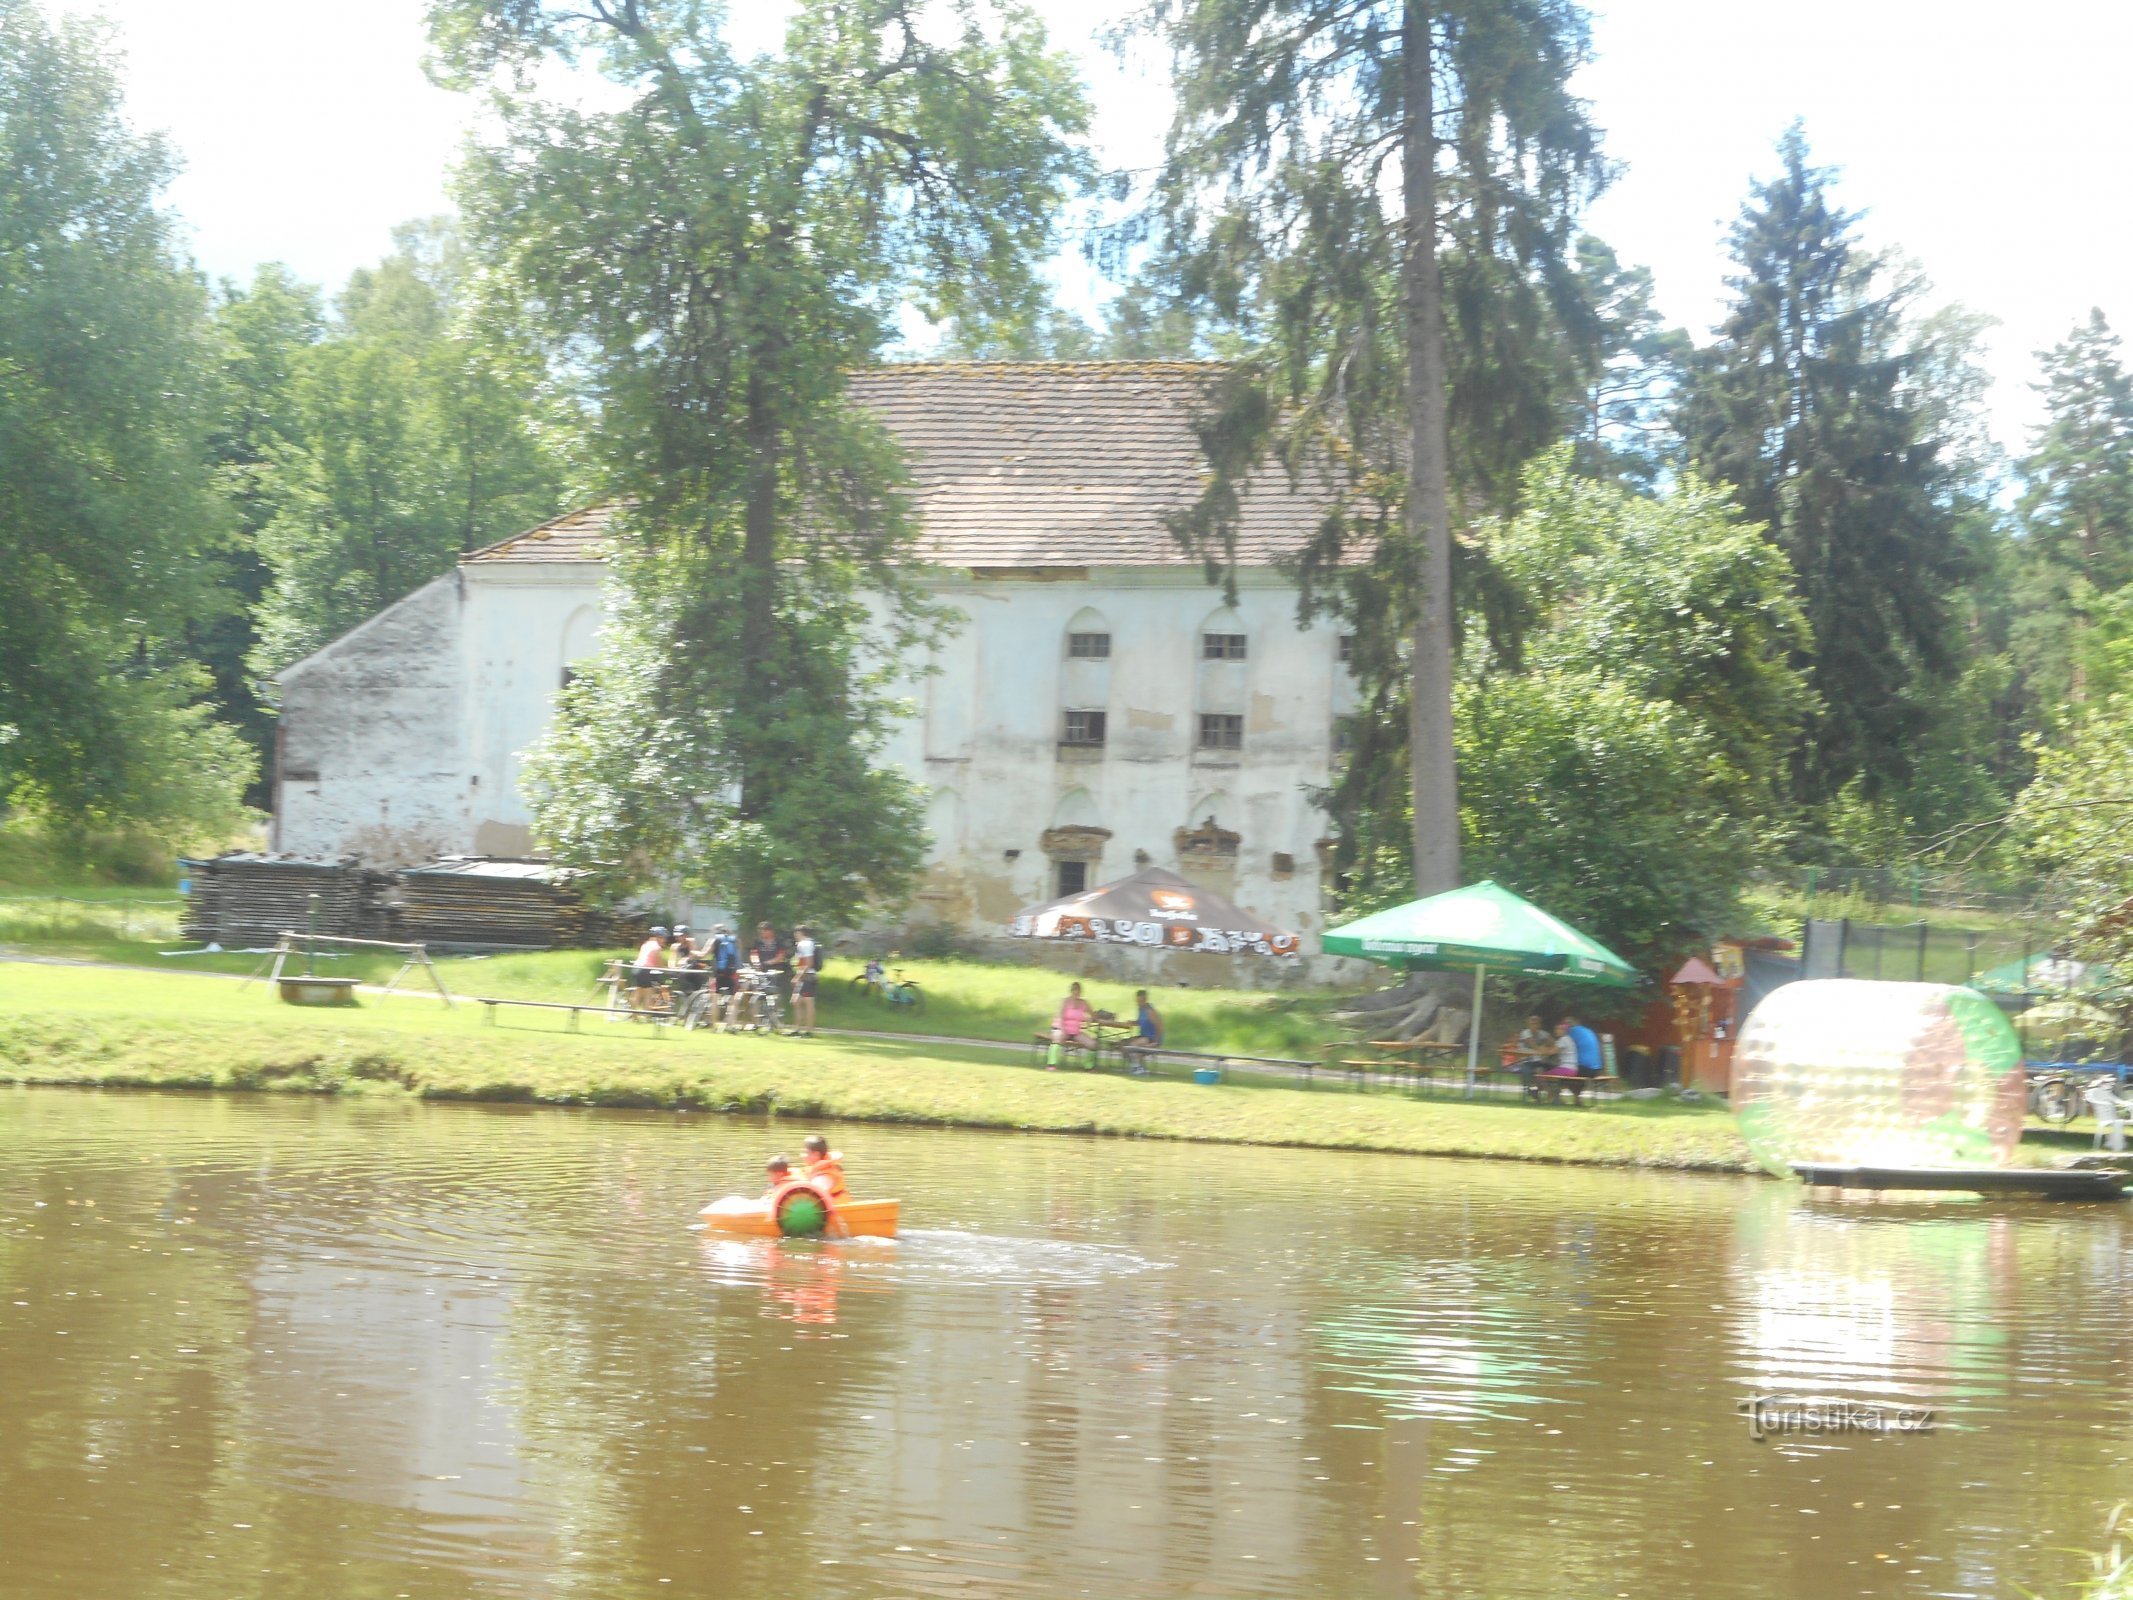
{"left": 2085, "top": 1080, "right": 2129, "bottom": 1152}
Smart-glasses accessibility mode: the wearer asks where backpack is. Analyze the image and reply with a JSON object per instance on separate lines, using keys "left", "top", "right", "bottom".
{"left": 712, "top": 934, "right": 739, "bottom": 972}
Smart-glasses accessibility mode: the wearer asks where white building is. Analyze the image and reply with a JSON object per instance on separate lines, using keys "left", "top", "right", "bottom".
{"left": 272, "top": 362, "right": 1358, "bottom": 955}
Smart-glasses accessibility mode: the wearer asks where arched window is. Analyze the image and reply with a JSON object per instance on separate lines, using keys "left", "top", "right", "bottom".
{"left": 1064, "top": 605, "right": 1112, "bottom": 660}
{"left": 1060, "top": 606, "right": 1112, "bottom": 751}
{"left": 560, "top": 605, "right": 601, "bottom": 689}
{"left": 1041, "top": 788, "right": 1110, "bottom": 898}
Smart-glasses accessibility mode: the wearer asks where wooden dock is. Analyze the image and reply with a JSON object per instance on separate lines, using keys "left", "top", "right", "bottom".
{"left": 1791, "top": 1163, "right": 2129, "bottom": 1201}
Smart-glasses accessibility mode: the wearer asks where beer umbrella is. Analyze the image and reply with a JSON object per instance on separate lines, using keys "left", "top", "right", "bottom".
{"left": 1322, "top": 880, "right": 1638, "bottom": 1094}
{"left": 1009, "top": 866, "right": 1301, "bottom": 958}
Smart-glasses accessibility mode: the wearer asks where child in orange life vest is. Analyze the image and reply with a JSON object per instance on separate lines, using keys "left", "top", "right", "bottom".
{"left": 762, "top": 1155, "right": 794, "bottom": 1198}
{"left": 801, "top": 1135, "right": 850, "bottom": 1205}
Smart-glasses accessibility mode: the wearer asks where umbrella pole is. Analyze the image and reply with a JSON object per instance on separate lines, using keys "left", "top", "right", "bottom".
{"left": 1466, "top": 964, "right": 1485, "bottom": 1098}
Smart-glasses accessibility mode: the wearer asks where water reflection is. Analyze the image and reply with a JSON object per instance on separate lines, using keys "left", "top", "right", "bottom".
{"left": 1, "top": 1089, "right": 2130, "bottom": 1598}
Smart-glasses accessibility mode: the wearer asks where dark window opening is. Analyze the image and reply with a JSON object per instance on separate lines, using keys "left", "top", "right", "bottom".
{"left": 1337, "top": 634, "right": 1356, "bottom": 665}
{"left": 1062, "top": 709, "right": 1108, "bottom": 746}
{"left": 1202, "top": 632, "right": 1248, "bottom": 661}
{"left": 1271, "top": 851, "right": 1297, "bottom": 878}
{"left": 561, "top": 665, "right": 581, "bottom": 689}
{"left": 1067, "top": 632, "right": 1111, "bottom": 659}
{"left": 1198, "top": 713, "right": 1244, "bottom": 751}
{"left": 1056, "top": 858, "right": 1089, "bottom": 897}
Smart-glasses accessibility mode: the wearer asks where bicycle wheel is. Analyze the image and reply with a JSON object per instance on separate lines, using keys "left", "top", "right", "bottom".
{"left": 850, "top": 974, "right": 873, "bottom": 997}
{"left": 897, "top": 983, "right": 925, "bottom": 1017}
{"left": 2036, "top": 1078, "right": 2081, "bottom": 1125}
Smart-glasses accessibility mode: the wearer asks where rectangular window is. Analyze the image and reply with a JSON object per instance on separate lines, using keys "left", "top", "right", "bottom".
{"left": 1062, "top": 709, "right": 1107, "bottom": 746}
{"left": 1198, "top": 713, "right": 1244, "bottom": 752}
{"left": 1337, "top": 634, "right": 1356, "bottom": 665}
{"left": 1056, "top": 858, "right": 1088, "bottom": 897}
{"left": 1202, "top": 632, "right": 1248, "bottom": 661}
{"left": 1067, "top": 632, "right": 1111, "bottom": 659}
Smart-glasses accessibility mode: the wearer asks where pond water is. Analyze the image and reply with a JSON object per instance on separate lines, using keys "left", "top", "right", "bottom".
{"left": 2, "top": 1089, "right": 2129, "bottom": 1599}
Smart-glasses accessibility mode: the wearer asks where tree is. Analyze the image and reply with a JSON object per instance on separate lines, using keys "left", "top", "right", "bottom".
{"left": 1456, "top": 672, "right": 1745, "bottom": 968}
{"left": 199, "top": 263, "right": 324, "bottom": 796}
{"left": 1676, "top": 126, "right": 1974, "bottom": 811}
{"left": 2018, "top": 690, "right": 2133, "bottom": 970}
{"left": 429, "top": 0, "right": 1088, "bottom": 928}
{"left": 1566, "top": 236, "right": 1688, "bottom": 488}
{"left": 0, "top": 0, "right": 253, "bottom": 840}
{"left": 248, "top": 221, "right": 573, "bottom": 675}
{"left": 1142, "top": 0, "right": 1611, "bottom": 897}
{"left": 1489, "top": 447, "right": 1811, "bottom": 817}
{"left": 2016, "top": 310, "right": 2133, "bottom": 707}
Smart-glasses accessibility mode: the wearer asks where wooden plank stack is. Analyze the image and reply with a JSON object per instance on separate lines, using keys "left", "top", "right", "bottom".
{"left": 177, "top": 854, "right": 369, "bottom": 946}
{"left": 384, "top": 856, "right": 591, "bottom": 949}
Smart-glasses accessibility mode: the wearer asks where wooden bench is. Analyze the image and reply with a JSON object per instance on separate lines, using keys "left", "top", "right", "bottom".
{"left": 1531, "top": 1068, "right": 1620, "bottom": 1105}
{"left": 477, "top": 996, "right": 672, "bottom": 1035}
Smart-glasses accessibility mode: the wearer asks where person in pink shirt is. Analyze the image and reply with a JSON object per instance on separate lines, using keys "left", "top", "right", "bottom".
{"left": 1047, "top": 981, "right": 1091, "bottom": 1068}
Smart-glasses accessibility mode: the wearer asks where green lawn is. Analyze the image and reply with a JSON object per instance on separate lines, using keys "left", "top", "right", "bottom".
{"left": 0, "top": 886, "right": 1353, "bottom": 1061}
{"left": 0, "top": 962, "right": 1755, "bottom": 1170}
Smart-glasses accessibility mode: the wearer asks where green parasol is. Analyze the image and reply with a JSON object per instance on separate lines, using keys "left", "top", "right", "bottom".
{"left": 1323, "top": 880, "right": 1639, "bottom": 1094}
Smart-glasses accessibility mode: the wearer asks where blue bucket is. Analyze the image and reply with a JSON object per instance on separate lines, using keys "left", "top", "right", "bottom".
{"left": 1192, "top": 1066, "right": 1223, "bottom": 1086}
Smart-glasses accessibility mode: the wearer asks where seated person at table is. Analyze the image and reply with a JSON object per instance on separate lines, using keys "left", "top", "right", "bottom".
{"left": 1566, "top": 1014, "right": 1603, "bottom": 1077}
{"left": 1514, "top": 1014, "right": 1552, "bottom": 1091}
{"left": 1047, "top": 982, "right": 1092, "bottom": 1067}
{"left": 1134, "top": 989, "right": 1164, "bottom": 1048}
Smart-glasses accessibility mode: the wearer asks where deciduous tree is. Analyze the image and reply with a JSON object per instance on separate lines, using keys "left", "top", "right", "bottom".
{"left": 427, "top": 0, "right": 1088, "bottom": 928}
{"left": 0, "top": 0, "right": 252, "bottom": 839}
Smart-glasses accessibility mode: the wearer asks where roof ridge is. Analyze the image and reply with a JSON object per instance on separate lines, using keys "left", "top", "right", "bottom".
{"left": 862, "top": 359, "right": 1233, "bottom": 375}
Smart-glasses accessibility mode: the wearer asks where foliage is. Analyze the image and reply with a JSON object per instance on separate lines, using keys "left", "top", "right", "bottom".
{"left": 1565, "top": 235, "right": 1689, "bottom": 487}
{"left": 248, "top": 219, "right": 575, "bottom": 675}
{"left": 2018, "top": 691, "right": 2133, "bottom": 970}
{"left": 1450, "top": 672, "right": 1748, "bottom": 969}
{"left": 434, "top": 0, "right": 1089, "bottom": 929}
{"left": 0, "top": 0, "right": 254, "bottom": 839}
{"left": 1489, "top": 447, "right": 1811, "bottom": 816}
{"left": 1676, "top": 125, "right": 1979, "bottom": 811}
{"left": 1140, "top": 0, "right": 1614, "bottom": 897}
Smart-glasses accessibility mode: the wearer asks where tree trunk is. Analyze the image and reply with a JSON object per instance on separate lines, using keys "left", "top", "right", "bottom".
{"left": 1402, "top": 0, "right": 1461, "bottom": 897}
{"left": 738, "top": 367, "right": 781, "bottom": 812}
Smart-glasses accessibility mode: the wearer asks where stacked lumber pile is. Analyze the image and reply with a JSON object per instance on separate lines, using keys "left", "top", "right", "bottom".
{"left": 177, "top": 854, "right": 369, "bottom": 946}
{"left": 385, "top": 856, "right": 590, "bottom": 949}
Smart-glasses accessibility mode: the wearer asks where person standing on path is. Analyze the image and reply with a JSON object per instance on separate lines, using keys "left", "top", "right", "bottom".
{"left": 791, "top": 924, "right": 820, "bottom": 1036}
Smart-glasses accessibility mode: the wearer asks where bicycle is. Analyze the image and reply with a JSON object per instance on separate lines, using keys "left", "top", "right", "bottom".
{"left": 2030, "top": 1066, "right": 2126, "bottom": 1125}
{"left": 851, "top": 955, "right": 924, "bottom": 1016}
{"left": 727, "top": 967, "right": 784, "bottom": 1033}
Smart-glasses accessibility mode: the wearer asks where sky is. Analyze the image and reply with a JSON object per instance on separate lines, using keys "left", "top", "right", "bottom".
{"left": 48, "top": 0, "right": 2133, "bottom": 454}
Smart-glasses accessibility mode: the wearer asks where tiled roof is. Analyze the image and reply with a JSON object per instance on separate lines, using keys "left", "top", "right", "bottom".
{"left": 852, "top": 361, "right": 1324, "bottom": 568}
{"left": 464, "top": 362, "right": 1324, "bottom": 570}
{"left": 463, "top": 503, "right": 617, "bottom": 563}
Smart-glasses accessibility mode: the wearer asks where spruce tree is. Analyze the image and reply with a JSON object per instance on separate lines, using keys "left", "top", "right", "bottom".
{"left": 2018, "top": 310, "right": 2133, "bottom": 704}
{"left": 1677, "top": 126, "right": 1971, "bottom": 809}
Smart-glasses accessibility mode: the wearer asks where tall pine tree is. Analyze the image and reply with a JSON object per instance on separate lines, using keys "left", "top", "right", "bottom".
{"left": 2017, "top": 310, "right": 2133, "bottom": 707}
{"left": 1677, "top": 126, "right": 1971, "bottom": 811}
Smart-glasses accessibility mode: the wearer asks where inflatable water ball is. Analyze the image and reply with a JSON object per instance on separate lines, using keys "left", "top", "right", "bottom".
{"left": 1732, "top": 979, "right": 2025, "bottom": 1176}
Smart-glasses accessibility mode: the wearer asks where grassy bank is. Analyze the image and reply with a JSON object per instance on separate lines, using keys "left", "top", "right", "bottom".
{"left": 0, "top": 891, "right": 1354, "bottom": 1059}
{"left": 0, "top": 963, "right": 1755, "bottom": 1170}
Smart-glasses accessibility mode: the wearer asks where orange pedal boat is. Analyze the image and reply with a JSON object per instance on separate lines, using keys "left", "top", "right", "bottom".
{"left": 699, "top": 1194, "right": 900, "bottom": 1239}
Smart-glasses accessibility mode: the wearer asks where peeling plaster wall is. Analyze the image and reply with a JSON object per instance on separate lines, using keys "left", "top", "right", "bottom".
{"left": 881, "top": 568, "right": 1341, "bottom": 949}
{"left": 274, "top": 559, "right": 1347, "bottom": 952}
{"left": 272, "top": 564, "right": 606, "bottom": 868}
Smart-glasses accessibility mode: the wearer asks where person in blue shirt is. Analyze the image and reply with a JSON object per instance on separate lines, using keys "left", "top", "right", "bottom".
{"left": 1565, "top": 1015, "right": 1603, "bottom": 1077}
